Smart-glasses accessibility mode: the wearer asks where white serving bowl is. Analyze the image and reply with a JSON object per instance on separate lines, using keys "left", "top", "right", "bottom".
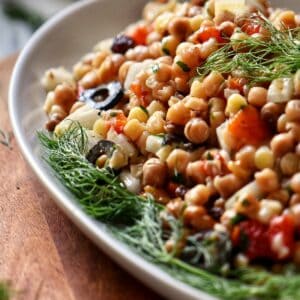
{"left": 9, "top": 1, "right": 299, "bottom": 299}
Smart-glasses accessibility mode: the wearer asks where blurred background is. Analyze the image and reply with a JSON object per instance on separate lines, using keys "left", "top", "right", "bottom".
{"left": 0, "top": 0, "right": 78, "bottom": 59}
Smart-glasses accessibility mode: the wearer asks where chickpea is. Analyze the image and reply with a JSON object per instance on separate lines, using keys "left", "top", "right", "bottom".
{"left": 161, "top": 35, "right": 181, "bottom": 57}
{"left": 214, "top": 10, "right": 235, "bottom": 25}
{"left": 147, "top": 31, "right": 162, "bottom": 44}
{"left": 184, "top": 118, "right": 210, "bottom": 144}
{"left": 261, "top": 102, "right": 284, "bottom": 128}
{"left": 118, "top": 61, "right": 134, "bottom": 83}
{"left": 168, "top": 17, "right": 191, "bottom": 40}
{"left": 255, "top": 169, "right": 279, "bottom": 194}
{"left": 290, "top": 194, "right": 300, "bottom": 206}
{"left": 146, "top": 111, "right": 166, "bottom": 134}
{"left": 186, "top": 161, "right": 206, "bottom": 184}
{"left": 247, "top": 87, "right": 268, "bottom": 107}
{"left": 184, "top": 184, "right": 210, "bottom": 206}
{"left": 202, "top": 71, "right": 224, "bottom": 98}
{"left": 199, "top": 38, "right": 219, "bottom": 60}
{"left": 183, "top": 206, "right": 215, "bottom": 230}
{"left": 49, "top": 104, "right": 67, "bottom": 119}
{"left": 53, "top": 83, "right": 77, "bottom": 112}
{"left": 218, "top": 21, "right": 235, "bottom": 38}
{"left": 287, "top": 122, "right": 300, "bottom": 141}
{"left": 167, "top": 149, "right": 190, "bottom": 175}
{"left": 235, "top": 145, "right": 256, "bottom": 170}
{"left": 280, "top": 153, "right": 300, "bottom": 176}
{"left": 277, "top": 114, "right": 288, "bottom": 133}
{"left": 142, "top": 158, "right": 168, "bottom": 188}
{"left": 92, "top": 50, "right": 110, "bottom": 68}
{"left": 166, "top": 198, "right": 185, "bottom": 218}
{"left": 291, "top": 173, "right": 300, "bottom": 193}
{"left": 184, "top": 96, "right": 208, "bottom": 112}
{"left": 234, "top": 194, "right": 259, "bottom": 218}
{"left": 166, "top": 101, "right": 191, "bottom": 125}
{"left": 152, "top": 81, "right": 175, "bottom": 103}
{"left": 80, "top": 70, "right": 101, "bottom": 89}
{"left": 291, "top": 204, "right": 300, "bottom": 227}
{"left": 149, "top": 41, "right": 164, "bottom": 58}
{"left": 43, "top": 91, "right": 55, "bottom": 115}
{"left": 136, "top": 131, "right": 150, "bottom": 155}
{"left": 73, "top": 62, "right": 92, "bottom": 81}
{"left": 268, "top": 189, "right": 290, "bottom": 206}
{"left": 174, "top": 76, "right": 190, "bottom": 94}
{"left": 126, "top": 46, "right": 151, "bottom": 61}
{"left": 209, "top": 97, "right": 226, "bottom": 113}
{"left": 270, "top": 132, "right": 295, "bottom": 157}
{"left": 154, "top": 63, "right": 172, "bottom": 82}
{"left": 275, "top": 10, "right": 296, "bottom": 29}
{"left": 285, "top": 100, "right": 300, "bottom": 122}
{"left": 177, "top": 44, "right": 201, "bottom": 69}
{"left": 214, "top": 174, "right": 244, "bottom": 199}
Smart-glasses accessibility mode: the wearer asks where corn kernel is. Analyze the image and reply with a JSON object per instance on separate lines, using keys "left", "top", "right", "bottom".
{"left": 156, "top": 145, "right": 173, "bottom": 161}
{"left": 255, "top": 146, "right": 275, "bottom": 170}
{"left": 128, "top": 107, "right": 149, "bottom": 123}
{"left": 225, "top": 94, "right": 247, "bottom": 116}
{"left": 190, "top": 79, "right": 206, "bottom": 98}
{"left": 93, "top": 118, "right": 109, "bottom": 137}
{"left": 123, "top": 119, "right": 145, "bottom": 141}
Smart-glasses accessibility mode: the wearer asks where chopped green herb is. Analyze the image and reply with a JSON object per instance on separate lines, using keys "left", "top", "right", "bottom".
{"left": 176, "top": 61, "right": 191, "bottom": 72}
{"left": 162, "top": 47, "right": 171, "bottom": 56}
{"left": 139, "top": 105, "right": 149, "bottom": 116}
{"left": 152, "top": 64, "right": 160, "bottom": 74}
{"left": 231, "top": 214, "right": 247, "bottom": 225}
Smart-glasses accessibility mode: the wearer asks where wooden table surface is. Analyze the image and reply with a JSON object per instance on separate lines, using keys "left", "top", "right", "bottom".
{"left": 0, "top": 55, "right": 163, "bottom": 300}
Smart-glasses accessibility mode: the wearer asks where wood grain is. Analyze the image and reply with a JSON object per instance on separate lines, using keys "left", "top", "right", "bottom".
{"left": 0, "top": 55, "right": 162, "bottom": 300}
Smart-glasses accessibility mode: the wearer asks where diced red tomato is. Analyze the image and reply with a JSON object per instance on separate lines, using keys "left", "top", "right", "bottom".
{"left": 228, "top": 106, "right": 270, "bottom": 147}
{"left": 268, "top": 214, "right": 295, "bottom": 260}
{"left": 130, "top": 82, "right": 150, "bottom": 106}
{"left": 234, "top": 220, "right": 272, "bottom": 260}
{"left": 128, "top": 24, "right": 150, "bottom": 45}
{"left": 197, "top": 25, "right": 224, "bottom": 43}
{"left": 110, "top": 112, "right": 127, "bottom": 134}
{"left": 242, "top": 21, "right": 261, "bottom": 36}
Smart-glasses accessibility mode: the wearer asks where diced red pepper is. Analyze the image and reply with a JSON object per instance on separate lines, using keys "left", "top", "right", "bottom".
{"left": 227, "top": 77, "right": 246, "bottom": 93}
{"left": 268, "top": 214, "right": 295, "bottom": 260}
{"left": 197, "top": 25, "right": 224, "bottom": 43}
{"left": 110, "top": 112, "right": 127, "bottom": 134}
{"left": 234, "top": 220, "right": 272, "bottom": 260}
{"left": 242, "top": 21, "right": 261, "bottom": 36}
{"left": 130, "top": 82, "right": 150, "bottom": 106}
{"left": 128, "top": 24, "right": 150, "bottom": 46}
{"left": 228, "top": 106, "right": 270, "bottom": 147}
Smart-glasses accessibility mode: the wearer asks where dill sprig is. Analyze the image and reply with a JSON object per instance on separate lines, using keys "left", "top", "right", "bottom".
{"left": 38, "top": 123, "right": 300, "bottom": 300}
{"left": 198, "top": 14, "right": 300, "bottom": 83}
{"left": 0, "top": 282, "right": 12, "bottom": 300}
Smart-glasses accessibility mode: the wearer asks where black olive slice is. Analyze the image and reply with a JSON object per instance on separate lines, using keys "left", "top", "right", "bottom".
{"left": 86, "top": 140, "right": 115, "bottom": 164}
{"left": 79, "top": 81, "right": 123, "bottom": 111}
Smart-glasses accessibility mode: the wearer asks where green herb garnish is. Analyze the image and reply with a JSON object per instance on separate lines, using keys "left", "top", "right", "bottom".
{"left": 198, "top": 14, "right": 300, "bottom": 84}
{"left": 38, "top": 123, "right": 300, "bottom": 300}
{"left": 139, "top": 105, "right": 149, "bottom": 116}
{"left": 176, "top": 61, "right": 191, "bottom": 72}
{"left": 162, "top": 47, "right": 171, "bottom": 56}
{"left": 152, "top": 64, "right": 160, "bottom": 74}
